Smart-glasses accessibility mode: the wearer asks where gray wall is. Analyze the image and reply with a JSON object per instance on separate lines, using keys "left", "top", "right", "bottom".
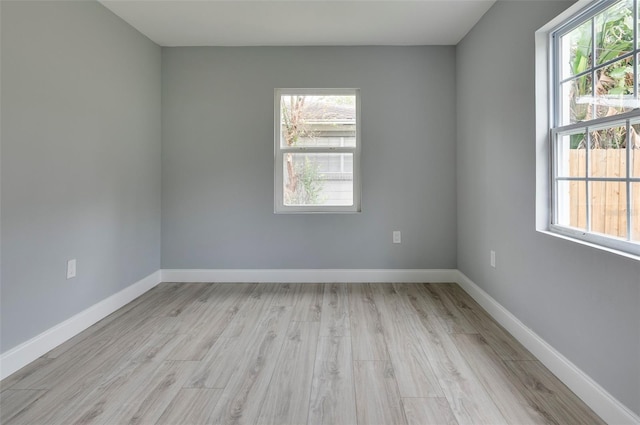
{"left": 162, "top": 47, "right": 457, "bottom": 269}
{"left": 0, "top": 1, "right": 161, "bottom": 351}
{"left": 457, "top": 1, "right": 640, "bottom": 415}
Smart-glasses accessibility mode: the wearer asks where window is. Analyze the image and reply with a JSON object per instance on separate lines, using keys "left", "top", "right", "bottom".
{"left": 550, "top": 0, "right": 640, "bottom": 256}
{"left": 274, "top": 89, "right": 361, "bottom": 213}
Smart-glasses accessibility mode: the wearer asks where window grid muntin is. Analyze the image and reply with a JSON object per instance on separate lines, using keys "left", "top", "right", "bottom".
{"left": 558, "top": 50, "right": 635, "bottom": 85}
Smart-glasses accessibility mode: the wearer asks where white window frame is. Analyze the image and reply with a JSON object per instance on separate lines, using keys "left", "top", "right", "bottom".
{"left": 274, "top": 88, "right": 361, "bottom": 214}
{"left": 548, "top": 0, "right": 640, "bottom": 257}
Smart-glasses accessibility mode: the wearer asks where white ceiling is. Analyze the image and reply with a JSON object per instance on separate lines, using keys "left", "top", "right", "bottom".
{"left": 99, "top": 1, "right": 496, "bottom": 47}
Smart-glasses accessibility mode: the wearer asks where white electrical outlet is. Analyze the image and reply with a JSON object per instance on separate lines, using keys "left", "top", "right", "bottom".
{"left": 67, "top": 259, "right": 77, "bottom": 279}
{"left": 490, "top": 250, "right": 496, "bottom": 268}
{"left": 393, "top": 231, "right": 401, "bottom": 244}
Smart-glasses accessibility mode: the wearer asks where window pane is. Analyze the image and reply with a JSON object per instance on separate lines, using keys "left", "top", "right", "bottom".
{"left": 632, "top": 183, "right": 640, "bottom": 241}
{"left": 302, "top": 153, "right": 353, "bottom": 175}
{"left": 632, "top": 122, "right": 640, "bottom": 177}
{"left": 556, "top": 180, "right": 587, "bottom": 230}
{"left": 560, "top": 76, "right": 592, "bottom": 124}
{"left": 589, "top": 125, "right": 628, "bottom": 177}
{"left": 556, "top": 132, "right": 586, "bottom": 177}
{"left": 595, "top": 0, "right": 634, "bottom": 65}
{"left": 280, "top": 95, "right": 356, "bottom": 148}
{"left": 595, "top": 57, "right": 635, "bottom": 118}
{"left": 283, "top": 153, "right": 354, "bottom": 206}
{"left": 560, "top": 19, "right": 592, "bottom": 80}
{"left": 589, "top": 181, "right": 628, "bottom": 239}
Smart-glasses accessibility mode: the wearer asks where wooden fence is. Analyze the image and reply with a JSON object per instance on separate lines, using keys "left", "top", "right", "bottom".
{"left": 568, "top": 149, "right": 640, "bottom": 240}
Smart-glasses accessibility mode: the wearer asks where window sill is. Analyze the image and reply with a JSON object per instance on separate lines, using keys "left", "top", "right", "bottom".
{"left": 274, "top": 209, "right": 362, "bottom": 214}
{"left": 537, "top": 228, "right": 640, "bottom": 263}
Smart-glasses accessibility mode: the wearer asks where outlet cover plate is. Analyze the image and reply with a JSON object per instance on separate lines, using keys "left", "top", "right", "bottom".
{"left": 67, "top": 259, "right": 77, "bottom": 279}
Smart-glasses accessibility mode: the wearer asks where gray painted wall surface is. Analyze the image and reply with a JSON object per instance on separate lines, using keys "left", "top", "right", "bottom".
{"left": 162, "top": 47, "right": 457, "bottom": 269}
{"left": 0, "top": 1, "right": 161, "bottom": 351}
{"left": 457, "top": 1, "right": 640, "bottom": 414}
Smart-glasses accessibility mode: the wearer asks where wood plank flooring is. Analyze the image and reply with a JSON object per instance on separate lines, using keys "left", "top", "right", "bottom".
{"left": 0, "top": 282, "right": 605, "bottom": 425}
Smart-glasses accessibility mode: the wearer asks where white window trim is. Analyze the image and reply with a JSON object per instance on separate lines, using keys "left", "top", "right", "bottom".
{"left": 274, "top": 88, "right": 361, "bottom": 214}
{"left": 536, "top": 0, "right": 640, "bottom": 260}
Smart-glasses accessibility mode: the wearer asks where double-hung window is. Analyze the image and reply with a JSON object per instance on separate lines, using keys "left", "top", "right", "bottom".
{"left": 274, "top": 89, "right": 361, "bottom": 213}
{"left": 550, "top": 0, "right": 640, "bottom": 256}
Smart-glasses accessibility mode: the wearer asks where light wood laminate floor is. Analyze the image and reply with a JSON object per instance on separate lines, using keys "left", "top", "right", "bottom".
{"left": 0, "top": 282, "right": 605, "bottom": 425}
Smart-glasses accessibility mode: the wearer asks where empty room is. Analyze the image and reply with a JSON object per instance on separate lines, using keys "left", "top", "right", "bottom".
{"left": 1, "top": 0, "right": 639, "bottom": 424}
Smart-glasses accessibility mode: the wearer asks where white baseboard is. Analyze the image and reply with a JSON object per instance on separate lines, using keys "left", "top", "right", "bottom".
{"left": 0, "top": 270, "right": 162, "bottom": 381}
{"left": 161, "top": 268, "right": 458, "bottom": 283}
{"left": 454, "top": 270, "right": 640, "bottom": 425}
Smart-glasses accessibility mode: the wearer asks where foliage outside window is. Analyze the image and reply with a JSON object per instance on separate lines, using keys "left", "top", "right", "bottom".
{"left": 274, "top": 89, "right": 361, "bottom": 213}
{"left": 551, "top": 0, "right": 640, "bottom": 256}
